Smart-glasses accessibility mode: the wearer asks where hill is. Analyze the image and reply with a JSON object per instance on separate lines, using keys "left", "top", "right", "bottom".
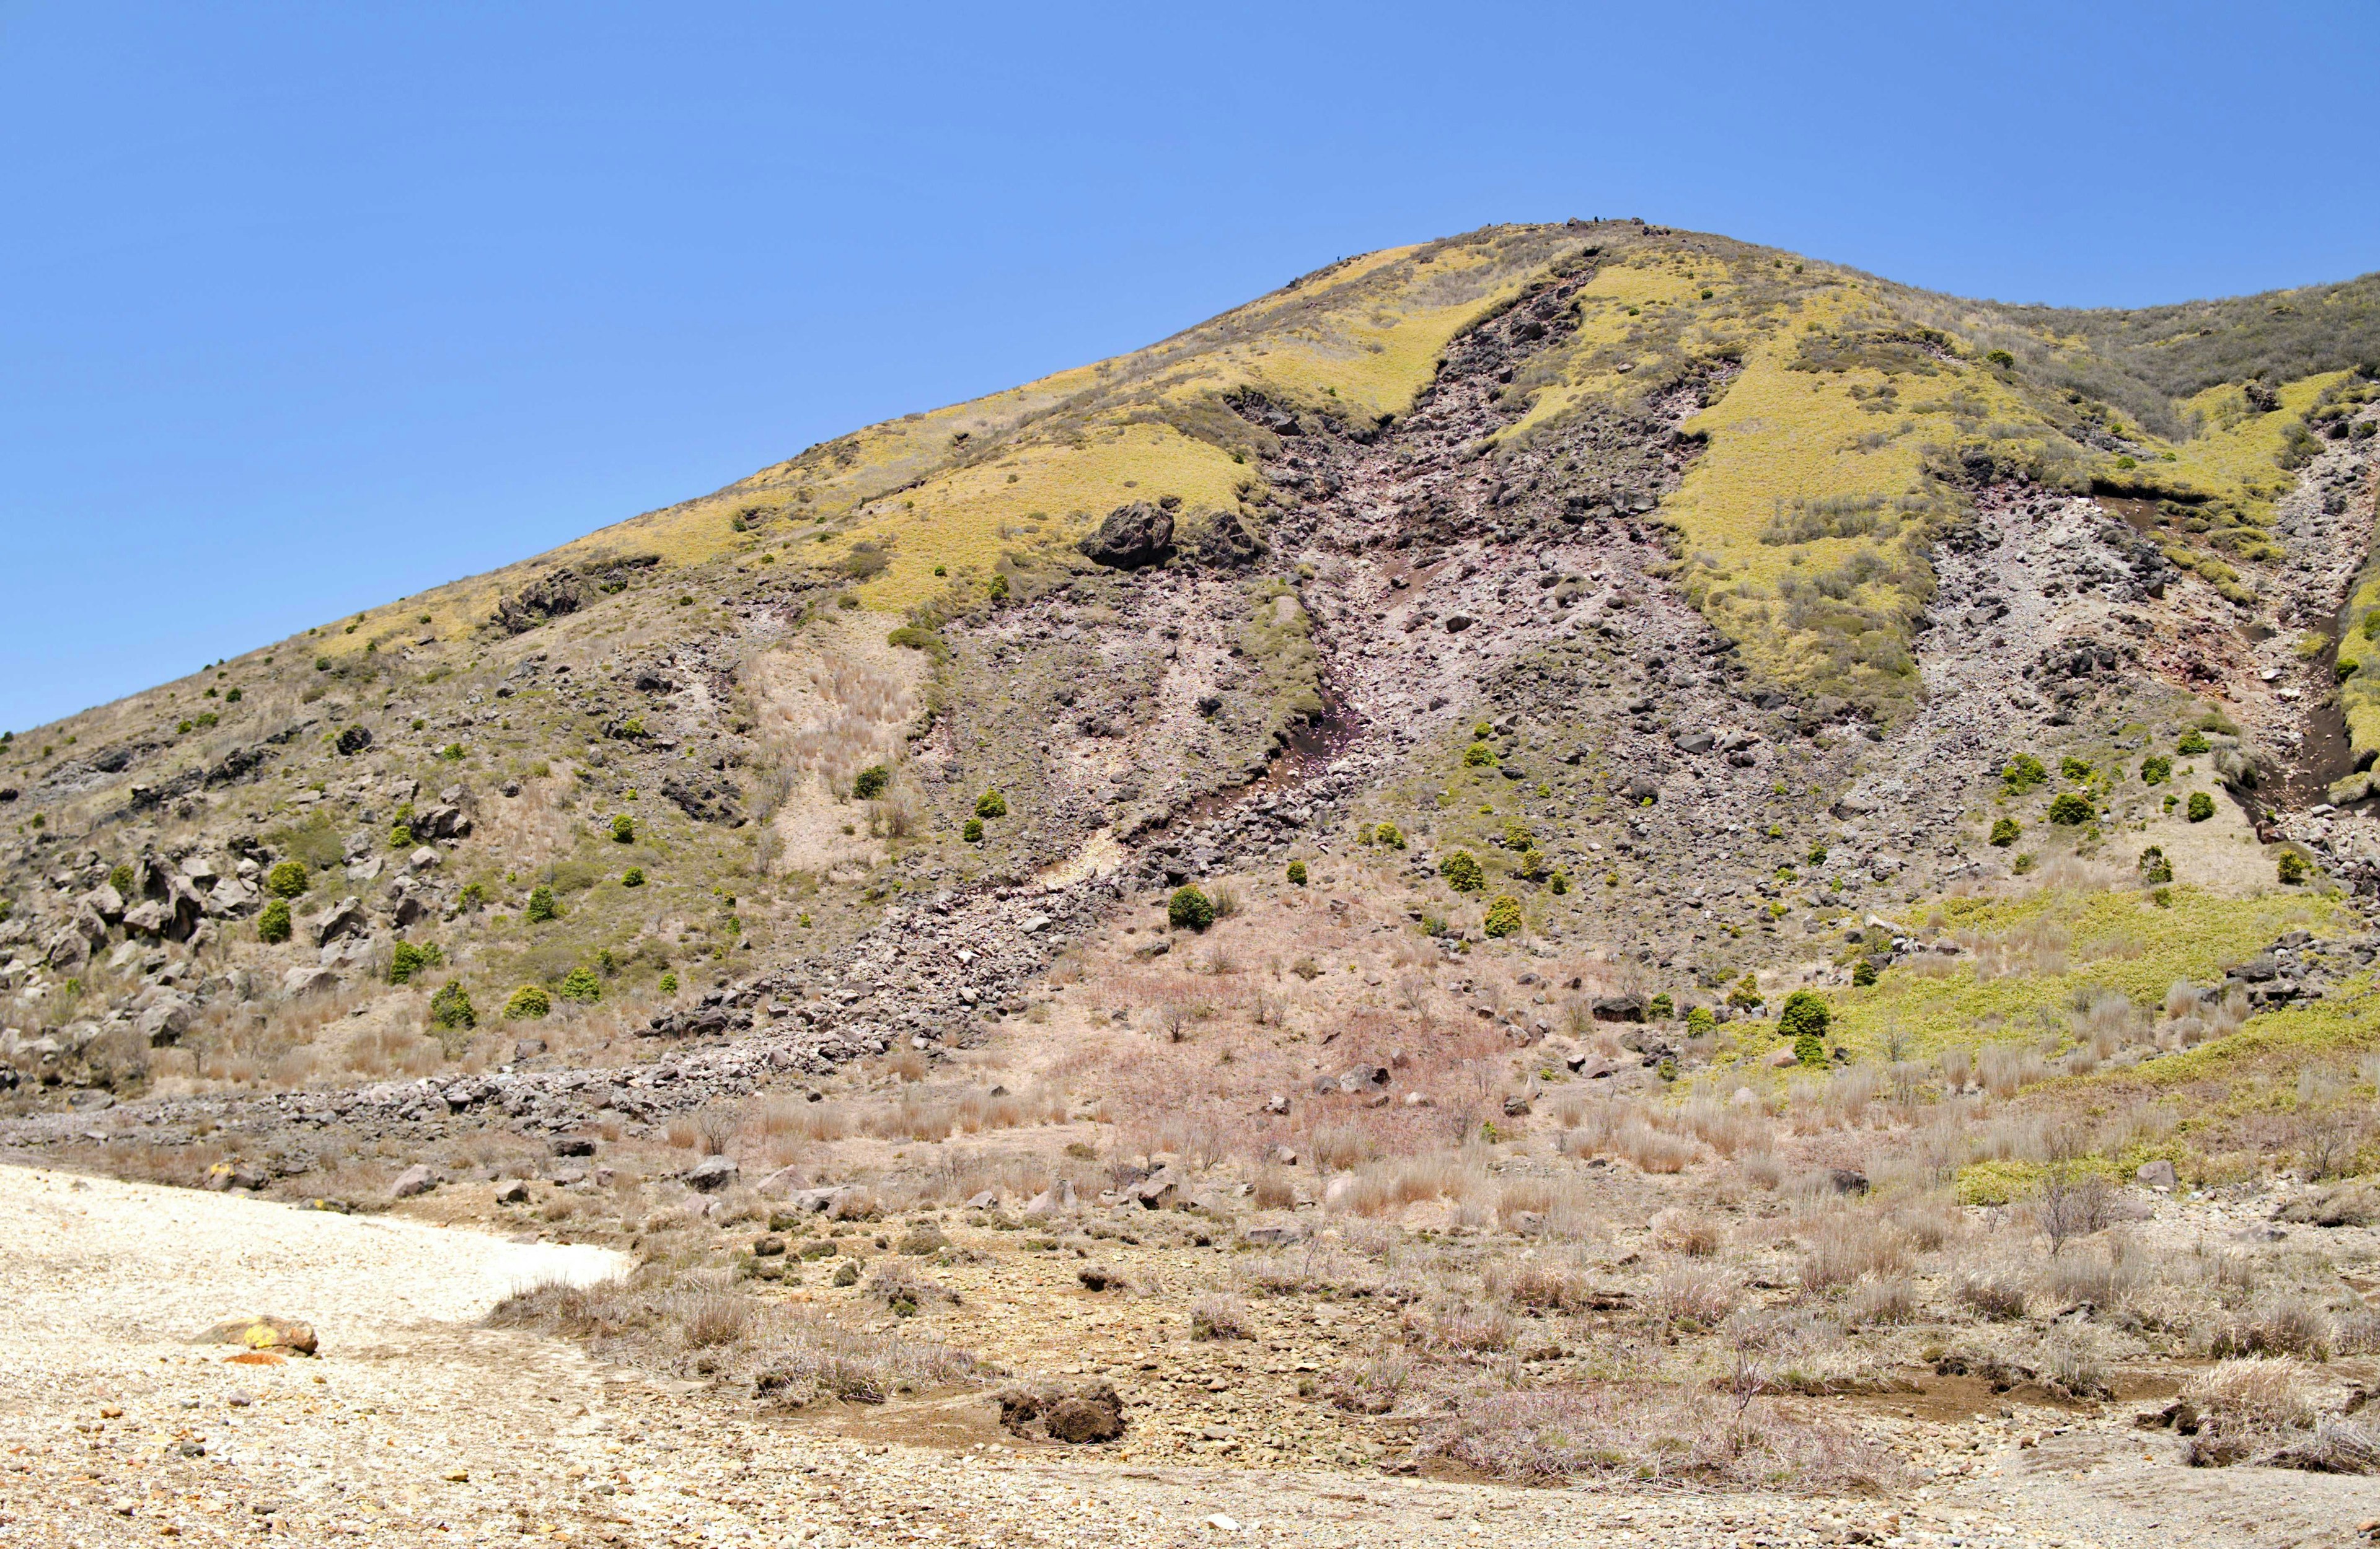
{"left": 6, "top": 221, "right": 2380, "bottom": 1522}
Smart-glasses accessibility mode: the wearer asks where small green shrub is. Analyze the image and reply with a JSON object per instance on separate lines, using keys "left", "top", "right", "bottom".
{"left": 558, "top": 966, "right": 603, "bottom": 1003}
{"left": 1168, "top": 886, "right": 1215, "bottom": 932}
{"left": 2058, "top": 756, "right": 2092, "bottom": 781}
{"left": 1727, "top": 973, "right": 1764, "bottom": 1010}
{"left": 1517, "top": 847, "right": 1547, "bottom": 880}
{"left": 1501, "top": 819, "right": 1532, "bottom": 851}
{"left": 429, "top": 981, "right": 476, "bottom": 1030}
{"left": 107, "top": 863, "right": 134, "bottom": 897}
{"left": 622, "top": 867, "right": 646, "bottom": 888}
{"left": 525, "top": 886, "right": 560, "bottom": 923}
{"left": 459, "top": 881, "right": 486, "bottom": 910}
{"left": 962, "top": 817, "right": 984, "bottom": 843}
{"left": 388, "top": 941, "right": 445, "bottom": 985}
{"left": 2138, "top": 846, "right": 2172, "bottom": 885}
{"left": 1463, "top": 742, "right": 1496, "bottom": 768}
{"left": 1439, "top": 850, "right": 1484, "bottom": 893}
{"left": 1778, "top": 990, "right": 1829, "bottom": 1044}
{"left": 2140, "top": 755, "right": 2172, "bottom": 785}
{"left": 256, "top": 898, "right": 292, "bottom": 944}
{"left": 659, "top": 972, "right": 679, "bottom": 994}
{"left": 2012, "top": 853, "right": 2037, "bottom": 874}
{"left": 1483, "top": 895, "right": 1523, "bottom": 937}
{"left": 265, "top": 860, "right": 311, "bottom": 899}
{"left": 2278, "top": 852, "right": 2312, "bottom": 885}
{"left": 853, "top": 765, "right": 891, "bottom": 801}
{"left": 610, "top": 814, "right": 635, "bottom": 843}
{"left": 389, "top": 824, "right": 415, "bottom": 849}
{"left": 2187, "top": 791, "right": 2216, "bottom": 822}
{"left": 975, "top": 789, "right": 1007, "bottom": 818}
{"left": 2176, "top": 729, "right": 2211, "bottom": 754}
{"left": 1647, "top": 991, "right": 1674, "bottom": 1020}
{"left": 2002, "top": 753, "right": 2047, "bottom": 792}
{"left": 1685, "top": 1005, "right": 1716, "bottom": 1037}
{"left": 2047, "top": 792, "right": 2094, "bottom": 825}
{"left": 1851, "top": 959, "right": 1878, "bottom": 988}
{"left": 1372, "top": 822, "right": 1406, "bottom": 849}
{"left": 1988, "top": 817, "right": 2021, "bottom": 847}
{"left": 504, "top": 985, "right": 552, "bottom": 1020}
{"left": 1794, "top": 1030, "right": 1827, "bottom": 1067}
{"left": 1285, "top": 860, "right": 1307, "bottom": 885}
{"left": 1549, "top": 871, "right": 1569, "bottom": 895}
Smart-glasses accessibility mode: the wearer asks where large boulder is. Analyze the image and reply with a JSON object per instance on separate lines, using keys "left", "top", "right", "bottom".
{"left": 1194, "top": 509, "right": 1266, "bottom": 568}
{"left": 301, "top": 895, "right": 367, "bottom": 947}
{"left": 1077, "top": 502, "right": 1173, "bottom": 569}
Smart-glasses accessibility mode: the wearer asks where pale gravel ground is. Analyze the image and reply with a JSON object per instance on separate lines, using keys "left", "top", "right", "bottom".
{"left": 4, "top": 1165, "right": 2376, "bottom": 1548}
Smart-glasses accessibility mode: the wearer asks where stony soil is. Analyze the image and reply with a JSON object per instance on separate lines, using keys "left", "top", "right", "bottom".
{"left": 9, "top": 1164, "right": 2380, "bottom": 1549}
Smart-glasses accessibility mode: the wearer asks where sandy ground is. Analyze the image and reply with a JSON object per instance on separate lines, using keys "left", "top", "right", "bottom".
{"left": 6, "top": 1165, "right": 2379, "bottom": 1548}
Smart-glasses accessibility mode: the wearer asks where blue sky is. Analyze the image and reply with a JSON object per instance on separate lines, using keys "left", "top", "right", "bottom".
{"left": 5, "top": 1, "right": 2377, "bottom": 730}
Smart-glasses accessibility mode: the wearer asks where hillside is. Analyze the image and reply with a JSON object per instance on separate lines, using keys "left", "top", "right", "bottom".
{"left": 7, "top": 220, "right": 2380, "bottom": 1528}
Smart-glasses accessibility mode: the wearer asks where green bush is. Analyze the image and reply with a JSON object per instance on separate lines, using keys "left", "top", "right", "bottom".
{"left": 2140, "top": 755, "right": 2172, "bottom": 786}
{"left": 853, "top": 765, "right": 891, "bottom": 801}
{"left": 459, "top": 881, "right": 486, "bottom": 910}
{"left": 2047, "top": 792, "right": 2094, "bottom": 825}
{"left": 429, "top": 981, "right": 476, "bottom": 1030}
{"left": 1168, "top": 886, "right": 1215, "bottom": 932}
{"left": 622, "top": 867, "right": 645, "bottom": 887}
{"left": 658, "top": 972, "right": 679, "bottom": 994}
{"left": 975, "top": 789, "right": 1007, "bottom": 818}
{"left": 1685, "top": 1005, "right": 1716, "bottom": 1037}
{"left": 388, "top": 941, "right": 445, "bottom": 985}
{"left": 558, "top": 966, "right": 603, "bottom": 1003}
{"left": 107, "top": 863, "right": 134, "bottom": 897}
{"left": 2001, "top": 753, "right": 2047, "bottom": 792}
{"left": 1285, "top": 860, "right": 1307, "bottom": 885}
{"left": 2059, "top": 756, "right": 2093, "bottom": 781}
{"left": 256, "top": 898, "right": 292, "bottom": 944}
{"left": 2176, "top": 729, "right": 2211, "bottom": 754}
{"left": 962, "top": 817, "right": 984, "bottom": 843}
{"left": 1647, "top": 991, "right": 1674, "bottom": 1020}
{"left": 503, "top": 985, "right": 551, "bottom": 1020}
{"left": 1851, "top": 959, "right": 1878, "bottom": 988}
{"left": 1549, "top": 871, "right": 1569, "bottom": 895}
{"left": 1372, "top": 822, "right": 1406, "bottom": 849}
{"left": 265, "top": 860, "right": 311, "bottom": 899}
{"left": 1727, "top": 973, "right": 1764, "bottom": 1009}
{"left": 389, "top": 824, "right": 415, "bottom": 849}
{"left": 1794, "top": 1030, "right": 1827, "bottom": 1068}
{"left": 1501, "top": 819, "right": 1533, "bottom": 851}
{"left": 526, "top": 886, "right": 560, "bottom": 923}
{"left": 1988, "top": 817, "right": 2021, "bottom": 848}
{"left": 1777, "top": 990, "right": 1829, "bottom": 1045}
{"left": 2187, "top": 791, "right": 2216, "bottom": 822}
{"left": 1463, "top": 742, "right": 1496, "bottom": 768}
{"left": 1483, "top": 895, "right": 1523, "bottom": 937}
{"left": 1439, "top": 850, "right": 1484, "bottom": 893}
{"left": 2278, "top": 851, "right": 2311, "bottom": 885}
{"left": 2138, "top": 846, "right": 2172, "bottom": 885}
{"left": 609, "top": 814, "right": 635, "bottom": 844}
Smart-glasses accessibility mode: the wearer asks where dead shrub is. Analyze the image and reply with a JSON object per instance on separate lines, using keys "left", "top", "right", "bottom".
{"left": 1189, "top": 1294, "right": 1252, "bottom": 1341}
{"left": 1797, "top": 1213, "right": 1913, "bottom": 1294}
{"left": 1649, "top": 1207, "right": 1724, "bottom": 1258}
{"left": 1414, "top": 1384, "right": 1903, "bottom": 1491}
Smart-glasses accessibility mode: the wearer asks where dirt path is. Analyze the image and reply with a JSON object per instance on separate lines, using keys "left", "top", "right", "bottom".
{"left": 6, "top": 1166, "right": 2377, "bottom": 1548}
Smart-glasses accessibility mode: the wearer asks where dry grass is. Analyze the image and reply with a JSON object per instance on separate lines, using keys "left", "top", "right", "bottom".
{"left": 1415, "top": 1383, "right": 1905, "bottom": 1492}
{"left": 490, "top": 1263, "right": 982, "bottom": 1404}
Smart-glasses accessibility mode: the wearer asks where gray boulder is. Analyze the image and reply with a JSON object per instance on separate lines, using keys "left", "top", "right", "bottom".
{"left": 391, "top": 1164, "right": 437, "bottom": 1200}
{"left": 684, "top": 1156, "right": 740, "bottom": 1192}
{"left": 1077, "top": 502, "right": 1173, "bottom": 569}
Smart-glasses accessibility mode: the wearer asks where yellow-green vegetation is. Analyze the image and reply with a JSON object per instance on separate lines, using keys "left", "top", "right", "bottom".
{"left": 1827, "top": 884, "right": 2342, "bottom": 1060}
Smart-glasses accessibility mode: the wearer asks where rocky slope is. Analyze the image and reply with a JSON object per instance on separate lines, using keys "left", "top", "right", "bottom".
{"left": 2, "top": 220, "right": 2378, "bottom": 1146}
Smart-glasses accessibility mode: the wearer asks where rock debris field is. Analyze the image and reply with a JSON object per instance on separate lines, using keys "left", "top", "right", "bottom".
{"left": 3, "top": 1166, "right": 2377, "bottom": 1548}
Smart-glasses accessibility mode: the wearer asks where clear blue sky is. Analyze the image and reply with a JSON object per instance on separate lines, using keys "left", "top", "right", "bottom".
{"left": 5, "top": 2, "right": 2376, "bottom": 731}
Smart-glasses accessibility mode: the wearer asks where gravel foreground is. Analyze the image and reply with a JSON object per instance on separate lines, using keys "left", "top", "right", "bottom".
{"left": 3, "top": 1165, "right": 2374, "bottom": 1549}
